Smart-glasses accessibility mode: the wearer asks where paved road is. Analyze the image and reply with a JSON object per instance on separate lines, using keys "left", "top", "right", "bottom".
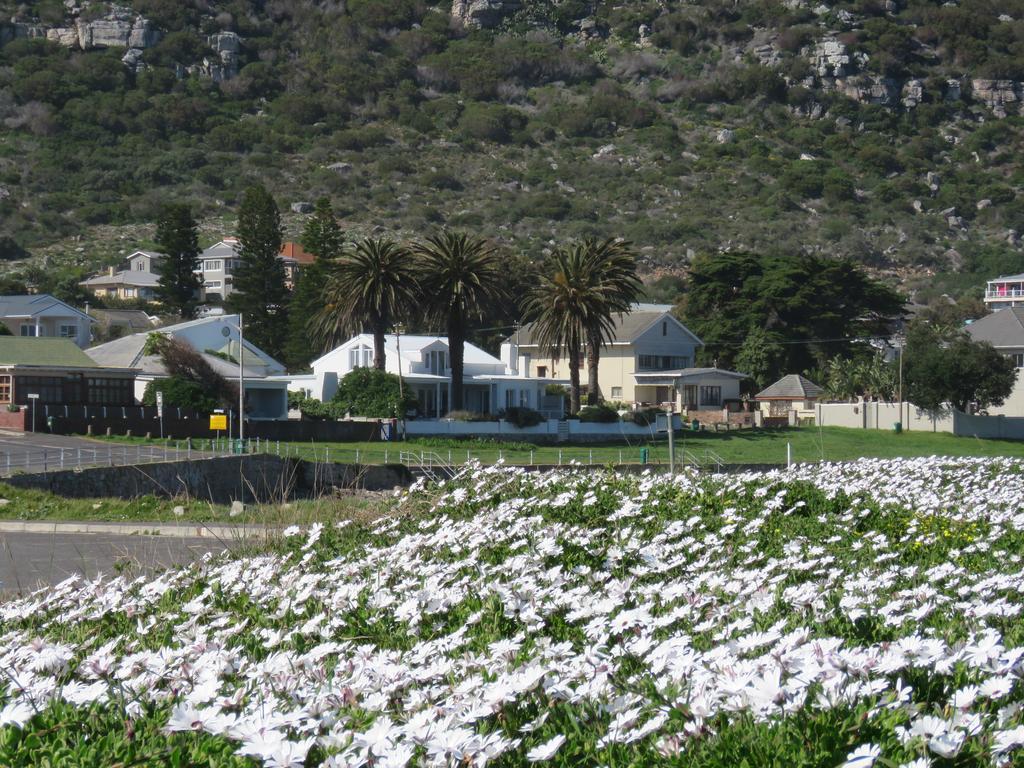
{"left": 0, "top": 431, "right": 208, "bottom": 477}
{"left": 0, "top": 530, "right": 231, "bottom": 593}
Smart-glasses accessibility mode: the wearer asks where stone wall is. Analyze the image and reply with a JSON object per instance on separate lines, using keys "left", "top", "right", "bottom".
{"left": 3, "top": 456, "right": 412, "bottom": 503}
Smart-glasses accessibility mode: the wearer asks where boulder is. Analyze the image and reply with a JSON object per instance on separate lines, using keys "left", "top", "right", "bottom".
{"left": 901, "top": 79, "right": 925, "bottom": 108}
{"left": 976, "top": 198, "right": 992, "bottom": 210}
{"left": 450, "top": 0, "right": 521, "bottom": 28}
{"left": 716, "top": 128, "right": 735, "bottom": 144}
{"left": 77, "top": 18, "right": 133, "bottom": 49}
{"left": 129, "top": 18, "right": 159, "bottom": 49}
{"left": 812, "top": 38, "right": 851, "bottom": 78}
{"left": 46, "top": 27, "right": 80, "bottom": 47}
{"left": 970, "top": 79, "right": 1022, "bottom": 117}
{"left": 839, "top": 75, "right": 899, "bottom": 107}
{"left": 121, "top": 47, "right": 145, "bottom": 71}
{"left": 291, "top": 201, "right": 314, "bottom": 213}
{"left": 327, "top": 162, "right": 353, "bottom": 174}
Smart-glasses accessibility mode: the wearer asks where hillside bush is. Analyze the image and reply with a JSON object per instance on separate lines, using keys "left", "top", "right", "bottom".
{"left": 498, "top": 406, "right": 544, "bottom": 428}
{"left": 577, "top": 403, "right": 620, "bottom": 422}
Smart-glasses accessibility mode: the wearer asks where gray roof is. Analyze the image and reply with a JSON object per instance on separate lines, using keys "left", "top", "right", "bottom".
{"left": 755, "top": 374, "right": 824, "bottom": 400}
{"left": 86, "top": 333, "right": 270, "bottom": 378}
{"left": 201, "top": 240, "right": 241, "bottom": 259}
{"left": 0, "top": 294, "right": 91, "bottom": 322}
{"left": 633, "top": 367, "right": 747, "bottom": 382}
{"left": 966, "top": 306, "right": 1024, "bottom": 348}
{"left": 80, "top": 271, "right": 160, "bottom": 287}
{"left": 88, "top": 309, "right": 157, "bottom": 332}
{"left": 511, "top": 305, "right": 699, "bottom": 346}
{"left": 989, "top": 273, "right": 1024, "bottom": 282}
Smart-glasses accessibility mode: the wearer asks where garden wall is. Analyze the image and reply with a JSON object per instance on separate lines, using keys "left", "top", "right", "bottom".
{"left": 4, "top": 455, "right": 412, "bottom": 503}
{"left": 952, "top": 411, "right": 1024, "bottom": 440}
{"left": 404, "top": 415, "right": 684, "bottom": 442}
{"left": 815, "top": 401, "right": 954, "bottom": 432}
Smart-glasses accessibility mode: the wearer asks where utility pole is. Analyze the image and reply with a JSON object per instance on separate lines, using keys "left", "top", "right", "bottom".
{"left": 395, "top": 324, "right": 405, "bottom": 441}
{"left": 666, "top": 406, "right": 675, "bottom": 476}
{"left": 238, "top": 313, "right": 245, "bottom": 445}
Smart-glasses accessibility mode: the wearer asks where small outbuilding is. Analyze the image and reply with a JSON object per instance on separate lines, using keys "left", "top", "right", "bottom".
{"left": 755, "top": 374, "right": 824, "bottom": 423}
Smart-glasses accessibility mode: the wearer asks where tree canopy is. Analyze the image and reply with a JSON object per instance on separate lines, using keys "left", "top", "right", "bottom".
{"left": 903, "top": 323, "right": 1016, "bottom": 413}
{"left": 680, "top": 252, "right": 905, "bottom": 381}
{"left": 153, "top": 203, "right": 201, "bottom": 319}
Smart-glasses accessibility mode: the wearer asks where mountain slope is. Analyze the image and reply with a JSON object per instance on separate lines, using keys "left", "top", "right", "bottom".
{"left": 1, "top": 0, "right": 1023, "bottom": 301}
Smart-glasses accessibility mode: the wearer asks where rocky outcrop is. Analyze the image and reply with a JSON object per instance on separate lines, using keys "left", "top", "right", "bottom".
{"left": 811, "top": 38, "right": 866, "bottom": 78}
{"left": 970, "top": 79, "right": 1022, "bottom": 117}
{"left": 901, "top": 79, "right": 924, "bottom": 108}
{"left": 208, "top": 31, "right": 241, "bottom": 79}
{"left": 838, "top": 74, "right": 899, "bottom": 107}
{"left": 450, "top": 0, "right": 521, "bottom": 28}
{"left": 3, "top": 5, "right": 160, "bottom": 51}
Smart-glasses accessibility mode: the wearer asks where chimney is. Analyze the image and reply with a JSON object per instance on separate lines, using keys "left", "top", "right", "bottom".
{"left": 108, "top": 266, "right": 116, "bottom": 277}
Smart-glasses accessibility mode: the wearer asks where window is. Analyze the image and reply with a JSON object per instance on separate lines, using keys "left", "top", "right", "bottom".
{"left": 349, "top": 346, "right": 373, "bottom": 369}
{"left": 87, "top": 377, "right": 133, "bottom": 405}
{"left": 536, "top": 365, "right": 547, "bottom": 378}
{"left": 611, "top": 386, "right": 623, "bottom": 399}
{"left": 683, "top": 385, "right": 698, "bottom": 408}
{"left": 135, "top": 260, "right": 146, "bottom": 271}
{"left": 59, "top": 325, "right": 77, "bottom": 339}
{"left": 204, "top": 280, "right": 222, "bottom": 289}
{"left": 637, "top": 355, "right": 690, "bottom": 371}
{"left": 15, "top": 375, "right": 62, "bottom": 403}
{"left": 0, "top": 375, "right": 10, "bottom": 403}
{"left": 662, "top": 321, "right": 668, "bottom": 336}
{"left": 519, "top": 389, "right": 530, "bottom": 407}
{"left": 205, "top": 260, "right": 223, "bottom": 271}
{"left": 426, "top": 350, "right": 448, "bottom": 375}
{"left": 505, "top": 389, "right": 515, "bottom": 409}
{"left": 1013, "top": 353, "right": 1024, "bottom": 368}
{"left": 20, "top": 324, "right": 39, "bottom": 337}
{"left": 124, "top": 288, "right": 136, "bottom": 298}
{"left": 699, "top": 385, "right": 722, "bottom": 406}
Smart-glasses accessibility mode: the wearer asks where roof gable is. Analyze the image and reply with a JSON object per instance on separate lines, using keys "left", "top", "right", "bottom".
{"left": 966, "top": 307, "right": 1024, "bottom": 348}
{"left": 755, "top": 374, "right": 824, "bottom": 400}
{"left": 0, "top": 294, "right": 91, "bottom": 323}
{"left": 512, "top": 304, "right": 703, "bottom": 347}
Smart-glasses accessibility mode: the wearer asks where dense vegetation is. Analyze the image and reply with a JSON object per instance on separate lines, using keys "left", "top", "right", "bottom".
{"left": 0, "top": 0, "right": 1023, "bottom": 301}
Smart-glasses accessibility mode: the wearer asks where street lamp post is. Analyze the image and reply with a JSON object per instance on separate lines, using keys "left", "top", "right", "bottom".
{"left": 221, "top": 315, "right": 245, "bottom": 446}
{"left": 27, "top": 393, "right": 39, "bottom": 434}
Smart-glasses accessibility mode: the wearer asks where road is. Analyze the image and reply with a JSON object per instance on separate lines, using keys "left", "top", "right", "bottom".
{"left": 0, "top": 431, "right": 205, "bottom": 477}
{"left": 0, "top": 529, "right": 231, "bottom": 593}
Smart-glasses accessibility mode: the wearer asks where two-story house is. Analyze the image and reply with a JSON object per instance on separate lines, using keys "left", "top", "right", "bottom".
{"left": 984, "top": 274, "right": 1024, "bottom": 313}
{"left": 502, "top": 303, "right": 746, "bottom": 412}
{"left": 966, "top": 306, "right": 1024, "bottom": 416}
{"left": 79, "top": 250, "right": 164, "bottom": 302}
{"left": 198, "top": 240, "right": 312, "bottom": 301}
{"left": 0, "top": 295, "right": 93, "bottom": 348}
{"left": 297, "top": 334, "right": 561, "bottom": 418}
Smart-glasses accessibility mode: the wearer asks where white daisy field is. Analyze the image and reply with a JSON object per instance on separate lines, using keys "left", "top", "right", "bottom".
{"left": 0, "top": 457, "right": 1023, "bottom": 767}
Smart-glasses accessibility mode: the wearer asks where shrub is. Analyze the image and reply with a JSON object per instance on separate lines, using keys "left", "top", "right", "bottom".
{"left": 444, "top": 410, "right": 495, "bottom": 422}
{"left": 332, "top": 368, "right": 418, "bottom": 418}
{"left": 142, "top": 377, "right": 218, "bottom": 413}
{"left": 625, "top": 407, "right": 663, "bottom": 426}
{"left": 577, "top": 403, "right": 620, "bottom": 422}
{"left": 499, "top": 406, "right": 544, "bottom": 428}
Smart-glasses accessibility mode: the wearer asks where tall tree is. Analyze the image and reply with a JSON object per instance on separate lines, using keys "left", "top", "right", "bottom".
{"left": 581, "top": 238, "right": 642, "bottom": 406}
{"left": 522, "top": 244, "right": 592, "bottom": 414}
{"left": 300, "top": 197, "right": 345, "bottom": 261}
{"left": 680, "top": 252, "right": 904, "bottom": 380}
{"left": 314, "top": 237, "right": 420, "bottom": 370}
{"left": 153, "top": 202, "right": 202, "bottom": 319}
{"left": 283, "top": 199, "right": 345, "bottom": 370}
{"left": 227, "top": 184, "right": 289, "bottom": 359}
{"left": 412, "top": 232, "right": 507, "bottom": 412}
{"left": 903, "top": 322, "right": 1015, "bottom": 413}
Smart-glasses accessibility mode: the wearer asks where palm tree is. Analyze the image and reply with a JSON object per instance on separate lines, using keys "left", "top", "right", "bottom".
{"left": 522, "top": 244, "right": 601, "bottom": 415}
{"left": 581, "top": 238, "right": 642, "bottom": 406}
{"left": 314, "top": 237, "right": 419, "bottom": 369}
{"left": 412, "top": 232, "right": 507, "bottom": 412}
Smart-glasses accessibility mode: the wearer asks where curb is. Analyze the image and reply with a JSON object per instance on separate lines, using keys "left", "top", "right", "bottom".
{"left": 0, "top": 521, "right": 274, "bottom": 539}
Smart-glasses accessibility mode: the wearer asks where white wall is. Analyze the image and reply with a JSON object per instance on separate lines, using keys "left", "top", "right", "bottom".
{"left": 405, "top": 415, "right": 682, "bottom": 438}
{"left": 815, "top": 401, "right": 953, "bottom": 432}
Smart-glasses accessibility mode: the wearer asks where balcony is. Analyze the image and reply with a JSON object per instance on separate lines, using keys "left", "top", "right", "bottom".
{"left": 986, "top": 287, "right": 1024, "bottom": 300}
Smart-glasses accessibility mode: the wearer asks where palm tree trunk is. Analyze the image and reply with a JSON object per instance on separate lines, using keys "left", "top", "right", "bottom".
{"left": 586, "top": 329, "right": 601, "bottom": 406}
{"left": 448, "top": 315, "right": 465, "bottom": 412}
{"left": 372, "top": 315, "right": 387, "bottom": 371}
{"left": 569, "top": 343, "right": 581, "bottom": 414}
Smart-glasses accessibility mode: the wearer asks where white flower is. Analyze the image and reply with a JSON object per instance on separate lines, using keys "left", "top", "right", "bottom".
{"left": 526, "top": 734, "right": 566, "bottom": 762}
{"left": 842, "top": 743, "right": 881, "bottom": 768}
{"left": 0, "top": 700, "right": 34, "bottom": 728}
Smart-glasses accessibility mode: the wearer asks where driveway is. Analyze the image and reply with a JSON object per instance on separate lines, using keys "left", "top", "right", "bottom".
{"left": 0, "top": 528, "right": 232, "bottom": 593}
{"left": 0, "top": 431, "right": 204, "bottom": 477}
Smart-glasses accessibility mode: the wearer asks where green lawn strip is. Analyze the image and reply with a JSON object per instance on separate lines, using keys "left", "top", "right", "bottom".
{"left": 0, "top": 482, "right": 386, "bottom": 526}
{"left": 90, "top": 427, "right": 1024, "bottom": 466}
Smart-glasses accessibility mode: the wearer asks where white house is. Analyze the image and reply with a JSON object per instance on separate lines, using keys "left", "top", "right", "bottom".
{"left": 299, "top": 334, "right": 562, "bottom": 418}
{"left": 966, "top": 307, "right": 1024, "bottom": 416}
{"left": 0, "top": 295, "right": 93, "bottom": 348}
{"left": 85, "top": 314, "right": 289, "bottom": 419}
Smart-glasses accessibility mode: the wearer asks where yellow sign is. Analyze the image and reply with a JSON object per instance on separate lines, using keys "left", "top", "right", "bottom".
{"left": 209, "top": 414, "right": 227, "bottom": 431}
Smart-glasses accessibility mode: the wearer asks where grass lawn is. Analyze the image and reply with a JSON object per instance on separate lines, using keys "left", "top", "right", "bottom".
{"left": 91, "top": 425, "right": 1024, "bottom": 466}
{"left": 0, "top": 483, "right": 389, "bottom": 526}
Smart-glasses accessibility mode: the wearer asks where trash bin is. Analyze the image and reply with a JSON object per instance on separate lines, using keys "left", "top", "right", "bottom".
{"left": 691, "top": 419, "right": 700, "bottom": 431}
{"left": 894, "top": 421, "right": 903, "bottom": 434}
{"left": 639, "top": 447, "right": 649, "bottom": 465}
{"left": 46, "top": 416, "right": 55, "bottom": 432}
{"left": 233, "top": 438, "right": 246, "bottom": 455}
